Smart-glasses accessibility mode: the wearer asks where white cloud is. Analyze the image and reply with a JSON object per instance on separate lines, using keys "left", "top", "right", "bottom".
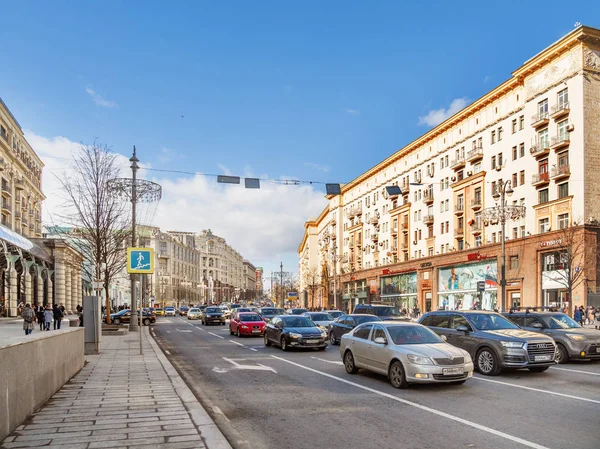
{"left": 27, "top": 131, "right": 328, "bottom": 267}
{"left": 85, "top": 87, "right": 118, "bottom": 108}
{"left": 418, "top": 97, "right": 469, "bottom": 127}
{"left": 344, "top": 108, "right": 360, "bottom": 116}
{"left": 304, "top": 162, "right": 330, "bottom": 173}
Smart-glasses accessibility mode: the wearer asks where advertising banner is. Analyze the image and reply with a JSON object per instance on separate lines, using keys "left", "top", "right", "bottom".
{"left": 438, "top": 260, "right": 498, "bottom": 292}
{"left": 381, "top": 272, "right": 417, "bottom": 296}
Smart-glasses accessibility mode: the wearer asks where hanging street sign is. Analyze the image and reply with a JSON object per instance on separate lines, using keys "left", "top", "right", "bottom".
{"left": 127, "top": 247, "right": 155, "bottom": 274}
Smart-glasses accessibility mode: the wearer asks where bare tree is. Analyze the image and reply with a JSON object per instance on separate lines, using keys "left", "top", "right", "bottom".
{"left": 58, "top": 142, "right": 131, "bottom": 323}
{"left": 302, "top": 265, "right": 321, "bottom": 309}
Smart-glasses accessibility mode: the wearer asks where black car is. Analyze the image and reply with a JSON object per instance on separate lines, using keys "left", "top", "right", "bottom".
{"left": 503, "top": 311, "right": 600, "bottom": 363}
{"left": 264, "top": 315, "right": 328, "bottom": 351}
{"left": 353, "top": 304, "right": 409, "bottom": 321}
{"left": 258, "top": 307, "right": 286, "bottom": 323}
{"left": 110, "top": 309, "right": 155, "bottom": 326}
{"left": 418, "top": 310, "right": 556, "bottom": 375}
{"left": 328, "top": 314, "right": 382, "bottom": 345}
{"left": 287, "top": 308, "right": 308, "bottom": 315}
{"left": 201, "top": 306, "right": 226, "bottom": 325}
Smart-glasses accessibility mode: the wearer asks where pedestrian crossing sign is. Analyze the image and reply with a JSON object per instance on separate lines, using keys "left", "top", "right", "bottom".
{"left": 127, "top": 247, "right": 155, "bottom": 274}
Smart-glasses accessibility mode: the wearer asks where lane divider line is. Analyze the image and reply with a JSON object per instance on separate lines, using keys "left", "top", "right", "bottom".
{"left": 208, "top": 332, "right": 225, "bottom": 339}
{"left": 550, "top": 366, "right": 600, "bottom": 377}
{"left": 310, "top": 356, "right": 344, "bottom": 366}
{"left": 249, "top": 348, "right": 258, "bottom": 352}
{"left": 229, "top": 340, "right": 246, "bottom": 347}
{"left": 270, "top": 355, "right": 551, "bottom": 449}
{"left": 472, "top": 376, "right": 600, "bottom": 404}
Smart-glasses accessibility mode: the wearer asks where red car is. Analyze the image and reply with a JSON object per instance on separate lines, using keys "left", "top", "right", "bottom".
{"left": 229, "top": 312, "right": 266, "bottom": 337}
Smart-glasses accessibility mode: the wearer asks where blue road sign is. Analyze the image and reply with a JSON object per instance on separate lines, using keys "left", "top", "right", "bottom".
{"left": 127, "top": 247, "right": 155, "bottom": 274}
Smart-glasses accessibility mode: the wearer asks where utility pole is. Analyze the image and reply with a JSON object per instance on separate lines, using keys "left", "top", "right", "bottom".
{"left": 280, "top": 262, "right": 284, "bottom": 307}
{"left": 130, "top": 147, "right": 139, "bottom": 336}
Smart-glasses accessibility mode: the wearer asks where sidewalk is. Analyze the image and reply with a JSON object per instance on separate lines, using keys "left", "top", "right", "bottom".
{"left": 0, "top": 327, "right": 232, "bottom": 449}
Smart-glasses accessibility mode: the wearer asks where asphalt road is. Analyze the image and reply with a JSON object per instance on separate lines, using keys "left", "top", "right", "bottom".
{"left": 151, "top": 316, "right": 600, "bottom": 449}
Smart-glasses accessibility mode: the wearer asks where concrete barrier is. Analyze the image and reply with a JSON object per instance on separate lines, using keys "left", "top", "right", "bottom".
{"left": 0, "top": 328, "right": 84, "bottom": 440}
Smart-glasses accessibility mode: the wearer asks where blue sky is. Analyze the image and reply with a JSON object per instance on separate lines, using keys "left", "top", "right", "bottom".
{"left": 1, "top": 1, "right": 597, "bottom": 285}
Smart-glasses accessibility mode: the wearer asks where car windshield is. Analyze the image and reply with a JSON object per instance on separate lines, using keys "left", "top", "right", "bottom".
{"left": 542, "top": 314, "right": 581, "bottom": 329}
{"left": 238, "top": 308, "right": 252, "bottom": 313}
{"left": 282, "top": 317, "right": 314, "bottom": 327}
{"left": 240, "top": 314, "right": 263, "bottom": 322}
{"left": 388, "top": 325, "right": 443, "bottom": 345}
{"left": 189, "top": 309, "right": 199, "bottom": 313}
{"left": 165, "top": 308, "right": 174, "bottom": 311}
{"left": 290, "top": 309, "right": 308, "bottom": 315}
{"left": 308, "top": 313, "right": 334, "bottom": 321}
{"left": 467, "top": 314, "right": 519, "bottom": 330}
{"left": 355, "top": 315, "right": 382, "bottom": 324}
{"left": 206, "top": 308, "right": 222, "bottom": 313}
{"left": 261, "top": 308, "right": 283, "bottom": 315}
{"left": 374, "top": 307, "right": 402, "bottom": 317}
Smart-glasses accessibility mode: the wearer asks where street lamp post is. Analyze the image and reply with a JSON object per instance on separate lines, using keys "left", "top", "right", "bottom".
{"left": 482, "top": 180, "right": 526, "bottom": 311}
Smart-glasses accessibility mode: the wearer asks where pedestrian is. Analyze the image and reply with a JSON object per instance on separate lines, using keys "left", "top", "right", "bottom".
{"left": 595, "top": 308, "right": 600, "bottom": 330}
{"left": 588, "top": 307, "right": 595, "bottom": 326}
{"left": 22, "top": 303, "right": 35, "bottom": 336}
{"left": 53, "top": 304, "right": 64, "bottom": 330}
{"left": 574, "top": 306, "right": 582, "bottom": 325}
{"left": 44, "top": 305, "right": 53, "bottom": 331}
{"left": 578, "top": 306, "right": 585, "bottom": 326}
{"left": 36, "top": 303, "right": 45, "bottom": 331}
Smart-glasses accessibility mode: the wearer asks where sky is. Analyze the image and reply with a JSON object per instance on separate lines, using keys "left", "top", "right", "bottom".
{"left": 0, "top": 1, "right": 597, "bottom": 285}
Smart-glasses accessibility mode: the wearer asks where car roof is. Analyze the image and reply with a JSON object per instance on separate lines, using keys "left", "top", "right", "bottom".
{"left": 505, "top": 311, "right": 565, "bottom": 316}
{"left": 238, "top": 311, "right": 259, "bottom": 315}
{"left": 424, "top": 310, "right": 499, "bottom": 315}
{"left": 356, "top": 304, "right": 394, "bottom": 308}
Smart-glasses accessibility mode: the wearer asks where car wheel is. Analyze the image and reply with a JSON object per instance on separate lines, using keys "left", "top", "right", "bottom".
{"left": 476, "top": 348, "right": 501, "bottom": 376}
{"left": 229, "top": 326, "right": 234, "bottom": 336}
{"left": 264, "top": 333, "right": 272, "bottom": 347}
{"left": 143, "top": 318, "right": 150, "bottom": 326}
{"left": 528, "top": 366, "right": 549, "bottom": 373}
{"left": 237, "top": 328, "right": 242, "bottom": 338}
{"left": 329, "top": 332, "right": 337, "bottom": 345}
{"left": 344, "top": 351, "right": 358, "bottom": 374}
{"left": 113, "top": 318, "right": 121, "bottom": 325}
{"left": 280, "top": 337, "right": 289, "bottom": 351}
{"left": 388, "top": 360, "right": 409, "bottom": 389}
{"left": 555, "top": 343, "right": 569, "bottom": 364}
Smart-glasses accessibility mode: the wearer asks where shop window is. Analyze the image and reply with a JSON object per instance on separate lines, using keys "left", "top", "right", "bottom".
{"left": 558, "top": 213, "right": 569, "bottom": 230}
{"left": 510, "top": 255, "right": 519, "bottom": 269}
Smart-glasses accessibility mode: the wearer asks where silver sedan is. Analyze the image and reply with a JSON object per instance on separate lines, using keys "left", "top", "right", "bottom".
{"left": 340, "top": 321, "right": 474, "bottom": 388}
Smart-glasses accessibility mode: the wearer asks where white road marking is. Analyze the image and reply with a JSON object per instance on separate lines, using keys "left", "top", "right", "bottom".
{"left": 229, "top": 340, "right": 246, "bottom": 347}
{"left": 165, "top": 350, "right": 171, "bottom": 355}
{"left": 249, "top": 348, "right": 258, "bottom": 352}
{"left": 271, "top": 355, "right": 551, "bottom": 449}
{"left": 550, "top": 366, "right": 600, "bottom": 376}
{"left": 217, "top": 357, "right": 277, "bottom": 373}
{"left": 208, "top": 332, "right": 224, "bottom": 339}
{"left": 473, "top": 376, "right": 600, "bottom": 404}
{"left": 176, "top": 329, "right": 193, "bottom": 333}
{"left": 311, "top": 356, "right": 344, "bottom": 365}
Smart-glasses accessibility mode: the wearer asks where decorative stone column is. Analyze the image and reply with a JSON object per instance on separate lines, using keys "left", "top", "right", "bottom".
{"left": 37, "top": 267, "right": 44, "bottom": 307}
{"left": 23, "top": 260, "right": 34, "bottom": 306}
{"left": 71, "top": 268, "right": 78, "bottom": 311}
{"left": 47, "top": 270, "right": 54, "bottom": 306}
{"left": 9, "top": 267, "right": 17, "bottom": 316}
{"left": 54, "top": 262, "right": 66, "bottom": 311}
{"left": 64, "top": 264, "right": 72, "bottom": 313}
{"left": 6, "top": 255, "right": 19, "bottom": 317}
{"left": 76, "top": 271, "right": 82, "bottom": 309}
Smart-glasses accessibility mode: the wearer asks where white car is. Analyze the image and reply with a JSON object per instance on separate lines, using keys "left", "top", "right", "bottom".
{"left": 187, "top": 308, "right": 202, "bottom": 320}
{"left": 220, "top": 306, "right": 231, "bottom": 319}
{"left": 164, "top": 307, "right": 176, "bottom": 317}
{"left": 303, "top": 312, "right": 335, "bottom": 329}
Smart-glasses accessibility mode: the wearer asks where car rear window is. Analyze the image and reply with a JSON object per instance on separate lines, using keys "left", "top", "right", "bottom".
{"left": 308, "top": 313, "right": 333, "bottom": 321}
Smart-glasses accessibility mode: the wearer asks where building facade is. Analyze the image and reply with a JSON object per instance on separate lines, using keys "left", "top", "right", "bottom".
{"left": 242, "top": 260, "right": 257, "bottom": 301}
{"left": 299, "top": 25, "right": 600, "bottom": 314}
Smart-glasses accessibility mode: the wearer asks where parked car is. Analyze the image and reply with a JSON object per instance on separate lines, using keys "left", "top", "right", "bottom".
{"left": 179, "top": 306, "right": 190, "bottom": 316}
{"left": 229, "top": 312, "right": 266, "bottom": 337}
{"left": 264, "top": 315, "right": 328, "bottom": 351}
{"left": 325, "top": 310, "right": 345, "bottom": 319}
{"left": 503, "top": 311, "right": 600, "bottom": 363}
{"left": 154, "top": 308, "right": 165, "bottom": 317}
{"left": 287, "top": 308, "right": 308, "bottom": 315}
{"left": 340, "top": 322, "right": 474, "bottom": 388}
{"left": 418, "top": 310, "right": 556, "bottom": 375}
{"left": 164, "top": 307, "right": 176, "bottom": 317}
{"left": 258, "top": 307, "right": 286, "bottom": 323}
{"left": 302, "top": 312, "right": 335, "bottom": 329}
{"left": 187, "top": 308, "right": 203, "bottom": 320}
{"left": 201, "top": 306, "right": 226, "bottom": 325}
{"left": 353, "top": 304, "right": 409, "bottom": 321}
{"left": 328, "top": 314, "right": 382, "bottom": 345}
{"left": 110, "top": 309, "right": 156, "bottom": 326}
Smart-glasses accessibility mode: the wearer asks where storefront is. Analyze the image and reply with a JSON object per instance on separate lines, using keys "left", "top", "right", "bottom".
{"left": 541, "top": 251, "right": 569, "bottom": 308}
{"left": 342, "top": 280, "right": 368, "bottom": 313}
{"left": 437, "top": 260, "right": 498, "bottom": 310}
{"left": 380, "top": 272, "right": 417, "bottom": 313}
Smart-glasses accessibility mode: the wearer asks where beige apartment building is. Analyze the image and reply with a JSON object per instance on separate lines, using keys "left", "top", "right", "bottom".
{"left": 299, "top": 25, "right": 600, "bottom": 314}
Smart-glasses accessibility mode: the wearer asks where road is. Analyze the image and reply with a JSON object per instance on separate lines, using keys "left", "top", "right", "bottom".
{"left": 151, "top": 316, "right": 600, "bottom": 449}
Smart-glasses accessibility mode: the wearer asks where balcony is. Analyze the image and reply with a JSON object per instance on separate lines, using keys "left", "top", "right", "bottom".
{"left": 450, "top": 156, "right": 466, "bottom": 170}
{"left": 15, "top": 179, "right": 24, "bottom": 190}
{"left": 550, "top": 134, "right": 570, "bottom": 151}
{"left": 369, "top": 215, "right": 379, "bottom": 225}
{"left": 422, "top": 215, "right": 434, "bottom": 225}
{"left": 530, "top": 141, "right": 550, "bottom": 158}
{"left": 371, "top": 233, "right": 379, "bottom": 242}
{"left": 1, "top": 201, "right": 11, "bottom": 213}
{"left": 400, "top": 241, "right": 408, "bottom": 249}
{"left": 330, "top": 217, "right": 336, "bottom": 225}
{"left": 454, "top": 204, "right": 465, "bottom": 215}
{"left": 22, "top": 215, "right": 28, "bottom": 225}
{"left": 466, "top": 146, "right": 484, "bottom": 162}
{"left": 471, "top": 222, "right": 482, "bottom": 235}
{"left": 391, "top": 227, "right": 398, "bottom": 236}
{"left": 551, "top": 165, "right": 570, "bottom": 181}
{"left": 471, "top": 197, "right": 482, "bottom": 210}
{"left": 14, "top": 210, "right": 21, "bottom": 219}
{"left": 355, "top": 206, "right": 363, "bottom": 216}
{"left": 423, "top": 189, "right": 434, "bottom": 205}
{"left": 390, "top": 246, "right": 398, "bottom": 254}
{"left": 531, "top": 112, "right": 549, "bottom": 129}
{"left": 158, "top": 252, "right": 170, "bottom": 258}
{"left": 1, "top": 182, "right": 11, "bottom": 197}
{"left": 550, "top": 102, "right": 570, "bottom": 120}
{"left": 349, "top": 242, "right": 354, "bottom": 249}
{"left": 454, "top": 228, "right": 464, "bottom": 237}
{"left": 532, "top": 172, "right": 550, "bottom": 187}
{"left": 401, "top": 221, "right": 409, "bottom": 230}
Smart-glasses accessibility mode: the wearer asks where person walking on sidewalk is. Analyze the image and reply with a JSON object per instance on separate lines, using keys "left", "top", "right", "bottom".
{"left": 53, "top": 303, "right": 64, "bottom": 330}
{"left": 36, "top": 303, "right": 45, "bottom": 331}
{"left": 44, "top": 305, "right": 53, "bottom": 331}
{"left": 22, "top": 303, "right": 36, "bottom": 335}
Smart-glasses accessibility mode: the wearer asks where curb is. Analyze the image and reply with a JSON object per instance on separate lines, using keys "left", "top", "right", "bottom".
{"left": 146, "top": 327, "right": 233, "bottom": 449}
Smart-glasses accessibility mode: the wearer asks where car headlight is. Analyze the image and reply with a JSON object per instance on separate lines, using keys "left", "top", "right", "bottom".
{"left": 407, "top": 354, "right": 433, "bottom": 365}
{"left": 320, "top": 331, "right": 328, "bottom": 338}
{"left": 566, "top": 333, "right": 587, "bottom": 341}
{"left": 462, "top": 351, "right": 473, "bottom": 363}
{"left": 289, "top": 332, "right": 302, "bottom": 339}
{"left": 501, "top": 341, "right": 524, "bottom": 348}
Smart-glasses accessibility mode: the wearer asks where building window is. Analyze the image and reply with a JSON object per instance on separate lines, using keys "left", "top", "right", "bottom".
{"left": 510, "top": 255, "right": 519, "bottom": 270}
{"left": 558, "top": 182, "right": 569, "bottom": 199}
{"left": 539, "top": 188, "right": 549, "bottom": 204}
{"left": 512, "top": 146, "right": 517, "bottom": 160}
{"left": 428, "top": 247, "right": 434, "bottom": 257}
{"left": 498, "top": 127, "right": 503, "bottom": 141}
{"left": 491, "top": 130, "right": 496, "bottom": 144}
{"left": 519, "top": 115, "right": 525, "bottom": 130}
{"left": 557, "top": 119, "right": 569, "bottom": 141}
{"left": 539, "top": 218, "right": 550, "bottom": 233}
{"left": 457, "top": 240, "right": 464, "bottom": 250}
{"left": 558, "top": 151, "right": 569, "bottom": 168}
{"left": 538, "top": 99, "right": 549, "bottom": 119}
{"left": 558, "top": 213, "right": 569, "bottom": 230}
{"left": 512, "top": 119, "right": 517, "bottom": 134}
{"left": 519, "top": 142, "right": 525, "bottom": 158}
{"left": 519, "top": 170, "right": 525, "bottom": 185}
{"left": 512, "top": 173, "right": 518, "bottom": 187}
{"left": 474, "top": 161, "right": 482, "bottom": 174}
{"left": 445, "top": 221, "right": 449, "bottom": 233}
{"left": 491, "top": 155, "right": 496, "bottom": 170}
{"left": 520, "top": 225, "right": 526, "bottom": 237}
{"left": 492, "top": 232, "right": 497, "bottom": 243}
{"left": 475, "top": 235, "right": 482, "bottom": 247}
{"left": 557, "top": 88, "right": 569, "bottom": 109}
{"left": 0, "top": 125, "right": 6, "bottom": 140}
{"left": 498, "top": 153, "right": 503, "bottom": 167}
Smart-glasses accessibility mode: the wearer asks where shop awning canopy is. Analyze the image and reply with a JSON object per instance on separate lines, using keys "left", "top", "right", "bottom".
{"left": 0, "top": 223, "right": 52, "bottom": 263}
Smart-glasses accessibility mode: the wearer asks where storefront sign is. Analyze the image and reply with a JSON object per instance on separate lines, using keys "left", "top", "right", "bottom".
{"left": 420, "top": 262, "right": 432, "bottom": 268}
{"left": 540, "top": 238, "right": 563, "bottom": 247}
{"left": 420, "top": 279, "right": 432, "bottom": 289}
{"left": 467, "top": 251, "right": 489, "bottom": 262}
{"left": 438, "top": 260, "right": 498, "bottom": 292}
{"left": 381, "top": 272, "right": 417, "bottom": 296}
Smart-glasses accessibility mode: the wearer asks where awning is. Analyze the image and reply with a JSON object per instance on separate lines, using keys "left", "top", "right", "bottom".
{"left": 0, "top": 223, "right": 52, "bottom": 262}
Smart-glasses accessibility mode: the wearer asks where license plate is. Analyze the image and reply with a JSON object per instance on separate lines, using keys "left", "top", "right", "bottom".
{"left": 306, "top": 339, "right": 319, "bottom": 344}
{"left": 442, "top": 367, "right": 463, "bottom": 375}
{"left": 534, "top": 355, "right": 552, "bottom": 362}
{"left": 252, "top": 330, "right": 261, "bottom": 333}
{"left": 596, "top": 347, "right": 600, "bottom": 353}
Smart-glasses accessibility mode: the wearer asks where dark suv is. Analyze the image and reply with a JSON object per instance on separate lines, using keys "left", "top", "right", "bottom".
{"left": 353, "top": 304, "right": 409, "bottom": 321}
{"left": 418, "top": 310, "right": 556, "bottom": 375}
{"left": 503, "top": 311, "right": 600, "bottom": 363}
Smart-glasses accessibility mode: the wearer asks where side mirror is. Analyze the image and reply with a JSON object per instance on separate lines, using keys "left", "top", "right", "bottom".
{"left": 440, "top": 335, "right": 448, "bottom": 342}
{"left": 531, "top": 322, "right": 544, "bottom": 329}
{"left": 456, "top": 324, "right": 470, "bottom": 333}
{"left": 373, "top": 336, "right": 387, "bottom": 345}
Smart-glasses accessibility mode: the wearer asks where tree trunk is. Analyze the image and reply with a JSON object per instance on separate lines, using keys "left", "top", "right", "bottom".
{"left": 104, "top": 285, "right": 111, "bottom": 325}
